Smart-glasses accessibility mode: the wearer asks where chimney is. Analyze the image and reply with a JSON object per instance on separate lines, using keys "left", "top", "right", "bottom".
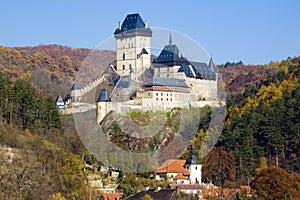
{"left": 145, "top": 20, "right": 148, "bottom": 29}
{"left": 119, "top": 21, "right": 122, "bottom": 30}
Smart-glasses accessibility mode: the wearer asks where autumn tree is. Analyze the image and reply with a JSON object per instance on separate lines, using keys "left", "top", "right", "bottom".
{"left": 251, "top": 166, "right": 300, "bottom": 199}
{"left": 202, "top": 146, "right": 236, "bottom": 187}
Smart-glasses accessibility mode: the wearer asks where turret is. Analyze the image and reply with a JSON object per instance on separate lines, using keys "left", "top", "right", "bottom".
{"left": 55, "top": 95, "right": 65, "bottom": 110}
{"left": 96, "top": 88, "right": 112, "bottom": 123}
{"left": 71, "top": 83, "right": 81, "bottom": 102}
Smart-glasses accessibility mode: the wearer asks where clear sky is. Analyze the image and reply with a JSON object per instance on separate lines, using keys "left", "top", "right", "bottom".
{"left": 1, "top": 0, "right": 299, "bottom": 64}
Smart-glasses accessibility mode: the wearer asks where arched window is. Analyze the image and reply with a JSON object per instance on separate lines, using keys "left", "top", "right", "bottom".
{"left": 123, "top": 53, "right": 125, "bottom": 60}
{"left": 122, "top": 65, "right": 125, "bottom": 70}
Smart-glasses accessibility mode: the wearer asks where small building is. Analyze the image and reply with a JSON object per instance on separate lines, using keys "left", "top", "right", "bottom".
{"left": 55, "top": 95, "right": 65, "bottom": 110}
{"left": 155, "top": 146, "right": 202, "bottom": 184}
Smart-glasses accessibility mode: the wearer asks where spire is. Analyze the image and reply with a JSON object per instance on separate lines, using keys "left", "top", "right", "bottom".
{"left": 169, "top": 31, "right": 173, "bottom": 46}
{"left": 208, "top": 57, "right": 216, "bottom": 72}
{"left": 185, "top": 145, "right": 200, "bottom": 165}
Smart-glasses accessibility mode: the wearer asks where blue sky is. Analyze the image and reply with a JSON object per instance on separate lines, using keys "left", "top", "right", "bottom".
{"left": 1, "top": 0, "right": 299, "bottom": 64}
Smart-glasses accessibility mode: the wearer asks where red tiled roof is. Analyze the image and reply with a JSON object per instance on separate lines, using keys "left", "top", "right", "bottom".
{"left": 156, "top": 160, "right": 189, "bottom": 175}
{"left": 100, "top": 192, "right": 122, "bottom": 200}
{"left": 174, "top": 173, "right": 188, "bottom": 180}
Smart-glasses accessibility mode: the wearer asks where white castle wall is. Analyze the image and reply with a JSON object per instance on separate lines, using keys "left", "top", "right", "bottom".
{"left": 72, "top": 76, "right": 105, "bottom": 102}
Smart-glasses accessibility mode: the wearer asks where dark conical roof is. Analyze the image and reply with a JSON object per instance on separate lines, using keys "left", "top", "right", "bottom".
{"left": 55, "top": 95, "right": 64, "bottom": 103}
{"left": 140, "top": 48, "right": 149, "bottom": 55}
{"left": 71, "top": 83, "right": 80, "bottom": 90}
{"left": 185, "top": 145, "right": 200, "bottom": 165}
{"left": 97, "top": 88, "right": 111, "bottom": 102}
{"left": 208, "top": 57, "right": 217, "bottom": 73}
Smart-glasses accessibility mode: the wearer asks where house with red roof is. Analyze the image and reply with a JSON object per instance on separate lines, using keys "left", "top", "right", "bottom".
{"left": 155, "top": 146, "right": 202, "bottom": 184}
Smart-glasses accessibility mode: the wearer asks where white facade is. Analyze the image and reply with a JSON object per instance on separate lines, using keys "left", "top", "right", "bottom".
{"left": 154, "top": 65, "right": 218, "bottom": 101}
{"left": 97, "top": 101, "right": 112, "bottom": 124}
{"left": 185, "top": 163, "right": 202, "bottom": 184}
{"left": 115, "top": 32, "right": 151, "bottom": 78}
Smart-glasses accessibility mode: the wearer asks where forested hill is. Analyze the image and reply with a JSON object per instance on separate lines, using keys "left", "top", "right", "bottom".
{"left": 0, "top": 45, "right": 115, "bottom": 97}
{"left": 218, "top": 57, "right": 300, "bottom": 183}
{"left": 179, "top": 57, "right": 300, "bottom": 198}
{"left": 0, "top": 43, "right": 300, "bottom": 199}
{"left": 0, "top": 44, "right": 284, "bottom": 99}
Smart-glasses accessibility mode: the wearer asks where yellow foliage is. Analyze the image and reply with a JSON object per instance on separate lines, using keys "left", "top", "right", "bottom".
{"left": 141, "top": 194, "right": 154, "bottom": 200}
{"left": 50, "top": 192, "right": 64, "bottom": 200}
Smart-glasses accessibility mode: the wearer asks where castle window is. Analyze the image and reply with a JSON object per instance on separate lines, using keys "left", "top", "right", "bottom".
{"left": 148, "top": 93, "right": 150, "bottom": 96}
{"left": 166, "top": 93, "right": 168, "bottom": 96}
{"left": 161, "top": 98, "right": 163, "bottom": 101}
{"left": 161, "top": 93, "right": 163, "bottom": 96}
{"left": 122, "top": 65, "right": 125, "bottom": 70}
{"left": 170, "top": 98, "right": 172, "bottom": 101}
{"left": 195, "top": 167, "right": 197, "bottom": 170}
{"left": 123, "top": 53, "right": 125, "bottom": 60}
{"left": 156, "top": 93, "right": 158, "bottom": 96}
{"left": 166, "top": 98, "right": 168, "bottom": 101}
{"left": 156, "top": 98, "right": 158, "bottom": 101}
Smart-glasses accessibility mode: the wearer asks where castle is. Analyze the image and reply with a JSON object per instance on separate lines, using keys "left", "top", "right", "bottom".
{"left": 68, "top": 13, "right": 219, "bottom": 123}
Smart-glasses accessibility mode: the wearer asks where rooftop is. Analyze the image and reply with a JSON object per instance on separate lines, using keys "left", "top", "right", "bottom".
{"left": 126, "top": 188, "right": 195, "bottom": 200}
{"left": 174, "top": 173, "right": 188, "bottom": 180}
{"left": 144, "top": 77, "right": 189, "bottom": 88}
{"left": 156, "top": 160, "right": 189, "bottom": 175}
{"left": 114, "top": 13, "right": 152, "bottom": 35}
{"left": 71, "top": 83, "right": 80, "bottom": 90}
{"left": 97, "top": 88, "right": 111, "bottom": 102}
{"left": 55, "top": 95, "right": 64, "bottom": 103}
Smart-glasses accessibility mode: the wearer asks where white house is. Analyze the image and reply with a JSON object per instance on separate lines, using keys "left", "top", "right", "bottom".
{"left": 155, "top": 145, "right": 202, "bottom": 185}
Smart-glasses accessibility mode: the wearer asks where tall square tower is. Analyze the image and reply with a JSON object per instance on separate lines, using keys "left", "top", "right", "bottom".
{"left": 114, "top": 13, "right": 152, "bottom": 79}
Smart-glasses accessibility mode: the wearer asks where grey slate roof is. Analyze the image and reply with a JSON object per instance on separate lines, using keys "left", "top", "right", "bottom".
{"left": 208, "top": 57, "right": 217, "bottom": 73}
{"left": 55, "top": 95, "right": 64, "bottom": 103}
{"left": 71, "top": 83, "right": 80, "bottom": 90}
{"left": 178, "top": 64, "right": 195, "bottom": 78}
{"left": 140, "top": 48, "right": 149, "bottom": 54}
{"left": 97, "top": 88, "right": 111, "bottom": 102}
{"left": 144, "top": 77, "right": 189, "bottom": 88}
{"left": 114, "top": 13, "right": 152, "bottom": 34}
{"left": 185, "top": 145, "right": 201, "bottom": 165}
{"left": 153, "top": 44, "right": 188, "bottom": 63}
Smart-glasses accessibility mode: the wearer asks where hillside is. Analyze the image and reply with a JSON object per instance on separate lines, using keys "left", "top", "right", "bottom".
{"left": 0, "top": 44, "right": 299, "bottom": 199}
{"left": 0, "top": 45, "right": 283, "bottom": 99}
{"left": 219, "top": 61, "right": 280, "bottom": 94}
{"left": 0, "top": 45, "right": 115, "bottom": 98}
